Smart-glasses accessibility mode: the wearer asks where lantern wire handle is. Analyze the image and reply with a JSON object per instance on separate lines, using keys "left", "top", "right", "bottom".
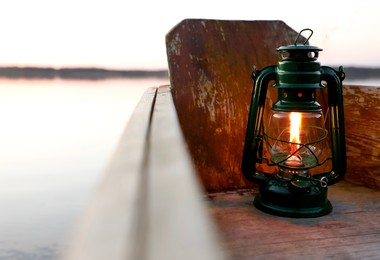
{"left": 294, "top": 28, "right": 313, "bottom": 45}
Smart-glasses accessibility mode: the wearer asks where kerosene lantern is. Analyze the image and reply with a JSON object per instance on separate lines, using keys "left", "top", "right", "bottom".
{"left": 242, "top": 29, "right": 346, "bottom": 217}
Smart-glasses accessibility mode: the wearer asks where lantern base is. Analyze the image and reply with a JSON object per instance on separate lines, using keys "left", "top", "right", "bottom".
{"left": 254, "top": 175, "right": 332, "bottom": 218}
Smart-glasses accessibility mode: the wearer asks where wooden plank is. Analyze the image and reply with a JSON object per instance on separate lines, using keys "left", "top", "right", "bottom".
{"left": 62, "top": 86, "right": 228, "bottom": 260}
{"left": 343, "top": 85, "right": 380, "bottom": 189}
{"left": 145, "top": 86, "right": 227, "bottom": 260}
{"left": 208, "top": 181, "right": 380, "bottom": 259}
{"left": 61, "top": 87, "right": 158, "bottom": 260}
{"left": 166, "top": 19, "right": 302, "bottom": 192}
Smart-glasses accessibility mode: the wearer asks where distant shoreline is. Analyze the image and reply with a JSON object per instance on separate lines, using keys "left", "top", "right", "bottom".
{"left": 340, "top": 67, "right": 380, "bottom": 80}
{"left": 0, "top": 66, "right": 377, "bottom": 80}
{"left": 0, "top": 66, "right": 169, "bottom": 80}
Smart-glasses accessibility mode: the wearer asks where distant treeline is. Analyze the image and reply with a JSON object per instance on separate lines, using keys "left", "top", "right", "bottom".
{"left": 0, "top": 66, "right": 378, "bottom": 80}
{"left": 0, "top": 67, "right": 169, "bottom": 80}
{"left": 342, "top": 67, "right": 380, "bottom": 79}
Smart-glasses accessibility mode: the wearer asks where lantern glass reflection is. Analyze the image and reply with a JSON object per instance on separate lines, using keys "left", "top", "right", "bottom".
{"left": 264, "top": 111, "right": 328, "bottom": 171}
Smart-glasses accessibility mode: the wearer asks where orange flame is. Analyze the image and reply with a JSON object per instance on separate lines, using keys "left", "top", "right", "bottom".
{"left": 289, "top": 112, "right": 301, "bottom": 154}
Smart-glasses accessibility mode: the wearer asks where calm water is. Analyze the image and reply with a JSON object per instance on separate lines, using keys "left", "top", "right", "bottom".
{"left": 0, "top": 78, "right": 169, "bottom": 259}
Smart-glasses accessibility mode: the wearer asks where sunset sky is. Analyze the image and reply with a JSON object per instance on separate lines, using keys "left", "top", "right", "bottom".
{"left": 0, "top": 0, "right": 378, "bottom": 70}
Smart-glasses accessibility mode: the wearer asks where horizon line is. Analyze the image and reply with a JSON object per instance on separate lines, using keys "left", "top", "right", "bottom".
{"left": 0, "top": 66, "right": 169, "bottom": 80}
{"left": 0, "top": 65, "right": 377, "bottom": 80}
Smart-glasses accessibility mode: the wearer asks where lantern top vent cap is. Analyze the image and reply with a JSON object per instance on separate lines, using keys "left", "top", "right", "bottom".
{"left": 276, "top": 45, "right": 322, "bottom": 52}
{"left": 276, "top": 28, "right": 322, "bottom": 61}
{"left": 277, "top": 28, "right": 322, "bottom": 51}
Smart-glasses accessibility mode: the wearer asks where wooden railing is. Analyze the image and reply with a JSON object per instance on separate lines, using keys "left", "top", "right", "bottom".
{"left": 61, "top": 86, "right": 228, "bottom": 260}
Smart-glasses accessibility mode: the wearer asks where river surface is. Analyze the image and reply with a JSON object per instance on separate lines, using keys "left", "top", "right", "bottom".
{"left": 0, "top": 78, "right": 169, "bottom": 259}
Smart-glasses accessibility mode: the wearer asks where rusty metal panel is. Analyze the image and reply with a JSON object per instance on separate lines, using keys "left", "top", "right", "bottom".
{"left": 166, "top": 19, "right": 301, "bottom": 192}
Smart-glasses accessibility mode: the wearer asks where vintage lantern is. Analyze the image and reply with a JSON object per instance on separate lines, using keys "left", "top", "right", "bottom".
{"left": 242, "top": 29, "right": 346, "bottom": 217}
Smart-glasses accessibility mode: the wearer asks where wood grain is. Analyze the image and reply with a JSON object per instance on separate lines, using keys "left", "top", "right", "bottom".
{"left": 145, "top": 86, "right": 227, "bottom": 260}
{"left": 343, "top": 85, "right": 380, "bottom": 189}
{"left": 208, "top": 181, "right": 380, "bottom": 259}
{"left": 166, "top": 19, "right": 303, "bottom": 192}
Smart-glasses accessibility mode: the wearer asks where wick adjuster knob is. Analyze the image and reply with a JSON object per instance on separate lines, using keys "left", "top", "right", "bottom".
{"left": 288, "top": 175, "right": 312, "bottom": 194}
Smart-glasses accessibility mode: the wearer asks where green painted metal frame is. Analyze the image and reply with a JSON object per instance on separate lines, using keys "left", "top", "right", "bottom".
{"left": 241, "top": 30, "right": 346, "bottom": 217}
{"left": 241, "top": 66, "right": 346, "bottom": 185}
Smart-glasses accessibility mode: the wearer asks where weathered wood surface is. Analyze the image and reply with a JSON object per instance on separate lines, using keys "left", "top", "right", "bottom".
{"left": 344, "top": 85, "right": 380, "bottom": 189}
{"left": 166, "top": 19, "right": 380, "bottom": 192}
{"left": 208, "top": 181, "right": 380, "bottom": 259}
{"left": 166, "top": 19, "right": 302, "bottom": 192}
{"left": 61, "top": 86, "right": 227, "bottom": 260}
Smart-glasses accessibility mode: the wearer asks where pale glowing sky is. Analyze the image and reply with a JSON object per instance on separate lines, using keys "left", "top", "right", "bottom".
{"left": 0, "top": 0, "right": 379, "bottom": 70}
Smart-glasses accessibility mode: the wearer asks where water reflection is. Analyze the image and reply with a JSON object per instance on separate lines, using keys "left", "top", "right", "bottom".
{"left": 0, "top": 78, "right": 168, "bottom": 259}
